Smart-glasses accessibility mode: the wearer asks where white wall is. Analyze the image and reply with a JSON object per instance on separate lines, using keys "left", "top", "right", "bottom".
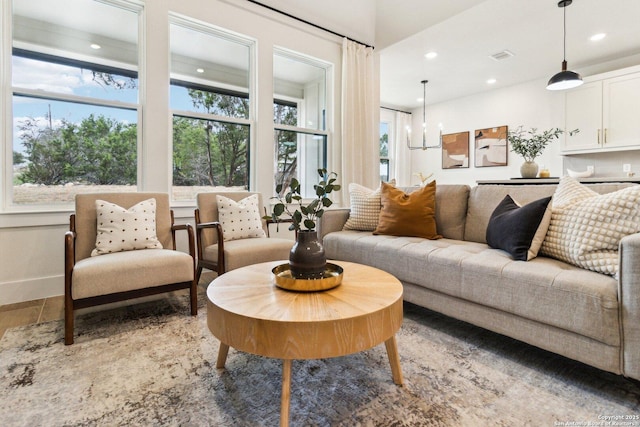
{"left": 408, "top": 68, "right": 640, "bottom": 187}
{"left": 409, "top": 77, "right": 564, "bottom": 186}
{"left": 0, "top": 0, "right": 361, "bottom": 305}
{"left": 247, "top": 0, "right": 376, "bottom": 47}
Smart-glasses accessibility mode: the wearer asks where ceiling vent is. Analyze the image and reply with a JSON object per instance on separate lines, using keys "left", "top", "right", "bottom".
{"left": 489, "top": 50, "right": 515, "bottom": 61}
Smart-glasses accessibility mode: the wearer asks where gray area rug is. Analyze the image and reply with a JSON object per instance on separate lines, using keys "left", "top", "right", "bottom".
{"left": 1, "top": 289, "right": 639, "bottom": 426}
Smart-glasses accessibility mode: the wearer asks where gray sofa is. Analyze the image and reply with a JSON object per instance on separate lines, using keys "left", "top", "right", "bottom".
{"left": 318, "top": 183, "right": 640, "bottom": 381}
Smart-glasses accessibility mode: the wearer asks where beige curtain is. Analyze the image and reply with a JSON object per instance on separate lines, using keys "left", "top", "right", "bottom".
{"left": 341, "top": 38, "right": 378, "bottom": 206}
{"left": 392, "top": 111, "right": 412, "bottom": 187}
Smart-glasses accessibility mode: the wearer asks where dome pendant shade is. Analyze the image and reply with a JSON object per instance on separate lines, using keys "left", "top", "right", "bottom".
{"left": 546, "top": 0, "right": 583, "bottom": 91}
{"left": 547, "top": 60, "right": 583, "bottom": 90}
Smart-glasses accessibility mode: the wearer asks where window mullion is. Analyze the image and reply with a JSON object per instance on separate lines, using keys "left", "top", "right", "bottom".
{"left": 13, "top": 88, "right": 138, "bottom": 111}
{"left": 274, "top": 123, "right": 328, "bottom": 136}
{"left": 172, "top": 109, "right": 251, "bottom": 126}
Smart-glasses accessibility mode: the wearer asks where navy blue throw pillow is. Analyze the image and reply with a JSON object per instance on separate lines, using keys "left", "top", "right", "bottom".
{"left": 486, "top": 195, "right": 552, "bottom": 261}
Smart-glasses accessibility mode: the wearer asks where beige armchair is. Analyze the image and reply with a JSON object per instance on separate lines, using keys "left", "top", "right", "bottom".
{"left": 64, "top": 193, "right": 197, "bottom": 345}
{"left": 195, "top": 192, "right": 293, "bottom": 282}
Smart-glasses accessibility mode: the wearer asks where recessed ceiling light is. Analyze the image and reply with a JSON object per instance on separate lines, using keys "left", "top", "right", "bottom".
{"left": 590, "top": 33, "right": 606, "bottom": 41}
{"left": 196, "top": 68, "right": 204, "bottom": 73}
{"left": 424, "top": 52, "right": 437, "bottom": 60}
{"left": 417, "top": 97, "right": 424, "bottom": 103}
{"left": 487, "top": 78, "right": 497, "bottom": 84}
{"left": 90, "top": 43, "right": 101, "bottom": 50}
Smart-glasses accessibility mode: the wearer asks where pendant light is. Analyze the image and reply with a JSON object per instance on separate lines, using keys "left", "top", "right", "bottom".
{"left": 406, "top": 80, "right": 442, "bottom": 150}
{"left": 547, "top": 0, "right": 583, "bottom": 90}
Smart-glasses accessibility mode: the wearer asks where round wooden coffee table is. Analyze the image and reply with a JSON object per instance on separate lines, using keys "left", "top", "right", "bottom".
{"left": 207, "top": 260, "right": 404, "bottom": 427}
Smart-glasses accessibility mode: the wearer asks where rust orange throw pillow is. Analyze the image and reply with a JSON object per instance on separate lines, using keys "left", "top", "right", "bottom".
{"left": 373, "top": 181, "right": 441, "bottom": 239}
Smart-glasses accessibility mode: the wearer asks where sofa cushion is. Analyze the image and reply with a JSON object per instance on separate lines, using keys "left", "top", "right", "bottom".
{"left": 540, "top": 177, "right": 640, "bottom": 276}
{"left": 323, "top": 231, "right": 619, "bottom": 346}
{"left": 465, "top": 185, "right": 557, "bottom": 244}
{"left": 343, "top": 183, "right": 382, "bottom": 231}
{"left": 434, "top": 184, "right": 470, "bottom": 240}
{"left": 342, "top": 180, "right": 395, "bottom": 231}
{"left": 91, "top": 198, "right": 163, "bottom": 256}
{"left": 382, "top": 184, "right": 470, "bottom": 240}
{"left": 486, "top": 195, "right": 552, "bottom": 261}
{"left": 374, "top": 181, "right": 441, "bottom": 239}
{"left": 465, "top": 183, "right": 636, "bottom": 244}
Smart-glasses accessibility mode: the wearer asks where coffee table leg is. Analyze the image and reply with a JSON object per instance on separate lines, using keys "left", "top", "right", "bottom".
{"left": 384, "top": 335, "right": 403, "bottom": 385}
{"left": 216, "top": 343, "right": 230, "bottom": 369}
{"left": 280, "top": 359, "right": 292, "bottom": 427}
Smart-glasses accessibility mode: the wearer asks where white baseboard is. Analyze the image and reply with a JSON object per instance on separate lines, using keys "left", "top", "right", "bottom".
{"left": 0, "top": 275, "right": 63, "bottom": 305}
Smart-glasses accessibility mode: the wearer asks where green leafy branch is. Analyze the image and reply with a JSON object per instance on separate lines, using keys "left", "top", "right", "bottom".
{"left": 509, "top": 126, "right": 579, "bottom": 162}
{"left": 265, "top": 168, "right": 340, "bottom": 232}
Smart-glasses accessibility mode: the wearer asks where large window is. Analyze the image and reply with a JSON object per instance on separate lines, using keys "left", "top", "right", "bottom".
{"left": 273, "top": 49, "right": 330, "bottom": 198}
{"left": 9, "top": 0, "right": 140, "bottom": 206}
{"left": 380, "top": 122, "right": 390, "bottom": 182}
{"left": 170, "top": 19, "right": 252, "bottom": 201}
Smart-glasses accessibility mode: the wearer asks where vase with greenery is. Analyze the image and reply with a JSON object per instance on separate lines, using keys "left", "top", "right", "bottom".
{"left": 265, "top": 169, "right": 340, "bottom": 279}
{"left": 508, "top": 126, "right": 578, "bottom": 178}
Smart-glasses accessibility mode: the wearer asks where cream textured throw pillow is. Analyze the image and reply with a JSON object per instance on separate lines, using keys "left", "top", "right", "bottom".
{"left": 540, "top": 177, "right": 640, "bottom": 275}
{"left": 216, "top": 194, "right": 266, "bottom": 241}
{"left": 343, "top": 180, "right": 396, "bottom": 231}
{"left": 92, "top": 198, "right": 163, "bottom": 256}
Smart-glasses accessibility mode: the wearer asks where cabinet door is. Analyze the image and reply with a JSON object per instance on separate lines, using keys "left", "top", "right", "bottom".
{"left": 603, "top": 73, "right": 640, "bottom": 148}
{"left": 563, "top": 81, "right": 602, "bottom": 152}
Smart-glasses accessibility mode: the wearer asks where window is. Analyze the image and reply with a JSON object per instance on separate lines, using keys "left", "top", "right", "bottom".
{"left": 170, "top": 19, "right": 252, "bottom": 201}
{"left": 9, "top": 0, "right": 140, "bottom": 207}
{"left": 273, "top": 49, "right": 330, "bottom": 198}
{"left": 380, "top": 122, "right": 390, "bottom": 182}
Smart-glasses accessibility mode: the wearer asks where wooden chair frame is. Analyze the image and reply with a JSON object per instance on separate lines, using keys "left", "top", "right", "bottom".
{"left": 194, "top": 209, "right": 289, "bottom": 282}
{"left": 64, "top": 211, "right": 198, "bottom": 345}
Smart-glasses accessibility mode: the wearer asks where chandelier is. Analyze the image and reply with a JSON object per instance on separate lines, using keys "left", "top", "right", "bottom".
{"left": 407, "top": 80, "right": 442, "bottom": 150}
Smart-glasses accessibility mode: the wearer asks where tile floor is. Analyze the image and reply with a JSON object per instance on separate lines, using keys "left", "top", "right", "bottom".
{"left": 0, "top": 296, "right": 65, "bottom": 340}
{"left": 0, "top": 273, "right": 215, "bottom": 341}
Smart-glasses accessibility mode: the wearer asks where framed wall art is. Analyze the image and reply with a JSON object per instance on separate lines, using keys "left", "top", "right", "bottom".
{"left": 441, "top": 131, "right": 469, "bottom": 169}
{"left": 474, "top": 125, "right": 508, "bottom": 167}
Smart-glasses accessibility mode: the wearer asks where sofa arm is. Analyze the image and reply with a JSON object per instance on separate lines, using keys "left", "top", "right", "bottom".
{"left": 618, "top": 233, "right": 640, "bottom": 380}
{"left": 318, "top": 208, "right": 350, "bottom": 242}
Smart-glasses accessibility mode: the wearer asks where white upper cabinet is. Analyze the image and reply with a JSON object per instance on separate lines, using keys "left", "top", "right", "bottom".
{"left": 563, "top": 67, "right": 640, "bottom": 154}
{"left": 563, "top": 81, "right": 602, "bottom": 151}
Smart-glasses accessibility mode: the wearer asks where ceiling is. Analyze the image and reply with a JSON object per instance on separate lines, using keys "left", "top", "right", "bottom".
{"left": 377, "top": 0, "right": 640, "bottom": 110}
{"left": 13, "top": 0, "right": 640, "bottom": 110}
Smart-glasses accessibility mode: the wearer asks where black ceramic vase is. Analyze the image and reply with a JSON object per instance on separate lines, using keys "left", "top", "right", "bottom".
{"left": 289, "top": 230, "right": 326, "bottom": 279}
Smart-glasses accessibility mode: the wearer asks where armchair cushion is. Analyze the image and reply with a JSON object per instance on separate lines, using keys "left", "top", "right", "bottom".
{"left": 203, "top": 237, "right": 292, "bottom": 272}
{"left": 91, "top": 198, "right": 162, "bottom": 256}
{"left": 216, "top": 194, "right": 266, "bottom": 241}
{"left": 72, "top": 249, "right": 194, "bottom": 299}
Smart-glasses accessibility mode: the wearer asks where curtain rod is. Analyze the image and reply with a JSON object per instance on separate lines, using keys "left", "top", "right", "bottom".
{"left": 246, "top": 0, "right": 374, "bottom": 49}
{"left": 381, "top": 106, "right": 412, "bottom": 115}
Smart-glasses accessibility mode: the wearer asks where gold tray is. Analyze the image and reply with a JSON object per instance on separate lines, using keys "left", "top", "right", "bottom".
{"left": 272, "top": 263, "right": 343, "bottom": 292}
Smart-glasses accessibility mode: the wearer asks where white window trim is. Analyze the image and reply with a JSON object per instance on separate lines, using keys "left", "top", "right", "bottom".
{"left": 168, "top": 15, "right": 256, "bottom": 206}
{"left": 2, "top": 0, "right": 144, "bottom": 217}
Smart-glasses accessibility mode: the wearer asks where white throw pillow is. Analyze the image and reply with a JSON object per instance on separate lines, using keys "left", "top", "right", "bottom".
{"left": 343, "top": 180, "right": 396, "bottom": 232}
{"left": 216, "top": 194, "right": 266, "bottom": 241}
{"left": 540, "top": 177, "right": 640, "bottom": 275}
{"left": 91, "top": 198, "right": 163, "bottom": 256}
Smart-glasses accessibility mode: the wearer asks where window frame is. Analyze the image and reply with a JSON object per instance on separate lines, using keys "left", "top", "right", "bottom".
{"left": 272, "top": 47, "right": 332, "bottom": 199}
{"left": 3, "top": 0, "right": 143, "bottom": 214}
{"left": 168, "top": 14, "right": 256, "bottom": 205}
{"left": 379, "top": 120, "right": 391, "bottom": 182}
